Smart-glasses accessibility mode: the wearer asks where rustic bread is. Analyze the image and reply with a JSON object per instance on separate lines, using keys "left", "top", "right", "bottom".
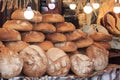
{"left": 19, "top": 45, "right": 47, "bottom": 77}
{"left": 0, "top": 47, "right": 23, "bottom": 79}
{"left": 46, "top": 48, "right": 71, "bottom": 76}
{"left": 3, "top": 20, "right": 33, "bottom": 31}
{"left": 0, "top": 28, "right": 21, "bottom": 41}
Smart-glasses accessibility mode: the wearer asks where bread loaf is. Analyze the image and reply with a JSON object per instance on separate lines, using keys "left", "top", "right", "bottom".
{"left": 33, "top": 23, "right": 56, "bottom": 33}
{"left": 55, "top": 22, "right": 76, "bottom": 32}
{"left": 54, "top": 41, "right": 77, "bottom": 52}
{"left": 86, "top": 45, "right": 109, "bottom": 71}
{"left": 75, "top": 37, "right": 93, "bottom": 48}
{"left": 70, "top": 53, "right": 94, "bottom": 77}
{"left": 65, "top": 29, "right": 87, "bottom": 41}
{"left": 0, "top": 28, "right": 21, "bottom": 41}
{"left": 42, "top": 14, "right": 64, "bottom": 23}
{"left": 46, "top": 33, "right": 67, "bottom": 43}
{"left": 22, "top": 31, "right": 45, "bottom": 42}
{"left": 0, "top": 47, "right": 23, "bottom": 79}
{"left": 36, "top": 41, "right": 54, "bottom": 51}
{"left": 3, "top": 20, "right": 33, "bottom": 31}
{"left": 19, "top": 45, "right": 47, "bottom": 77}
{"left": 11, "top": 9, "right": 42, "bottom": 22}
{"left": 46, "top": 48, "right": 70, "bottom": 76}
{"left": 5, "top": 41, "right": 29, "bottom": 52}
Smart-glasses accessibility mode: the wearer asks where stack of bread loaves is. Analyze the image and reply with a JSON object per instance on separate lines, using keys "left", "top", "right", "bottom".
{"left": 0, "top": 8, "right": 111, "bottom": 79}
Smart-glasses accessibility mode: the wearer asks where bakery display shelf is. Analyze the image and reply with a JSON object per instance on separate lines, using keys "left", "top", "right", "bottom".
{"left": 0, "top": 64, "right": 120, "bottom": 80}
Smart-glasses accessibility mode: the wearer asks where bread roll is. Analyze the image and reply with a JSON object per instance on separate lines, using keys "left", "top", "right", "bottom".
{"left": 0, "top": 47, "right": 23, "bottom": 79}
{"left": 93, "top": 42, "right": 111, "bottom": 50}
{"left": 0, "top": 28, "right": 21, "bottom": 41}
{"left": 22, "top": 31, "right": 45, "bottom": 42}
{"left": 36, "top": 41, "right": 54, "bottom": 51}
{"left": 70, "top": 53, "right": 94, "bottom": 77}
{"left": 11, "top": 9, "right": 42, "bottom": 22}
{"left": 46, "top": 33, "right": 67, "bottom": 43}
{"left": 19, "top": 45, "right": 47, "bottom": 77}
{"left": 54, "top": 41, "right": 77, "bottom": 52}
{"left": 86, "top": 45, "right": 109, "bottom": 71}
{"left": 75, "top": 37, "right": 93, "bottom": 48}
{"left": 3, "top": 20, "right": 33, "bottom": 31}
{"left": 46, "top": 48, "right": 70, "bottom": 76}
{"left": 42, "top": 14, "right": 64, "bottom": 23}
{"left": 33, "top": 23, "right": 56, "bottom": 33}
{"left": 81, "top": 24, "right": 112, "bottom": 41}
{"left": 5, "top": 41, "right": 29, "bottom": 53}
{"left": 55, "top": 22, "right": 76, "bottom": 32}
{"left": 65, "top": 29, "right": 87, "bottom": 41}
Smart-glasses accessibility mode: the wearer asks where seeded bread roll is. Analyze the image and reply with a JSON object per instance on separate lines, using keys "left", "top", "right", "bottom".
{"left": 0, "top": 28, "right": 21, "bottom": 41}
{"left": 54, "top": 41, "right": 77, "bottom": 52}
{"left": 42, "top": 14, "right": 64, "bottom": 23}
{"left": 3, "top": 20, "right": 33, "bottom": 31}
{"left": 33, "top": 23, "right": 56, "bottom": 33}
{"left": 70, "top": 53, "right": 94, "bottom": 77}
{"left": 46, "top": 48, "right": 71, "bottom": 76}
{"left": 55, "top": 22, "right": 76, "bottom": 32}
{"left": 19, "top": 45, "right": 47, "bottom": 77}
{"left": 46, "top": 33, "right": 67, "bottom": 43}
{"left": 22, "top": 31, "right": 45, "bottom": 43}
{"left": 0, "top": 47, "right": 23, "bottom": 79}
{"left": 86, "top": 45, "right": 109, "bottom": 71}
{"left": 5, "top": 41, "right": 29, "bottom": 53}
{"left": 11, "top": 9, "right": 42, "bottom": 22}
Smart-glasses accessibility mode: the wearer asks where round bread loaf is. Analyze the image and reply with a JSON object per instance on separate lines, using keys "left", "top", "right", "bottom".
{"left": 3, "top": 20, "right": 33, "bottom": 31}
{"left": 81, "top": 24, "right": 112, "bottom": 41}
{"left": 5, "top": 41, "right": 29, "bottom": 53}
{"left": 70, "top": 53, "right": 94, "bottom": 77}
{"left": 0, "top": 28, "right": 21, "bottom": 41}
{"left": 55, "top": 22, "right": 76, "bottom": 32}
{"left": 65, "top": 29, "right": 87, "bottom": 41}
{"left": 42, "top": 14, "right": 64, "bottom": 23}
{"left": 33, "top": 23, "right": 56, "bottom": 33}
{"left": 93, "top": 42, "right": 111, "bottom": 50}
{"left": 46, "top": 48, "right": 71, "bottom": 76}
{"left": 11, "top": 9, "right": 42, "bottom": 22}
{"left": 75, "top": 37, "right": 93, "bottom": 48}
{"left": 86, "top": 45, "right": 109, "bottom": 71}
{"left": 22, "top": 31, "right": 45, "bottom": 42}
{"left": 54, "top": 41, "right": 77, "bottom": 52}
{"left": 0, "top": 47, "right": 23, "bottom": 79}
{"left": 46, "top": 33, "right": 67, "bottom": 43}
{"left": 19, "top": 45, "right": 47, "bottom": 77}
{"left": 36, "top": 41, "right": 54, "bottom": 51}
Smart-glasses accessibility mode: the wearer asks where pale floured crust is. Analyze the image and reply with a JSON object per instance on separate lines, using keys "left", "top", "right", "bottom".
{"left": 0, "top": 47, "right": 23, "bottom": 79}
{"left": 86, "top": 45, "right": 109, "bottom": 71}
{"left": 19, "top": 45, "right": 47, "bottom": 77}
{"left": 70, "top": 53, "right": 94, "bottom": 77}
{"left": 46, "top": 48, "right": 71, "bottom": 76}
